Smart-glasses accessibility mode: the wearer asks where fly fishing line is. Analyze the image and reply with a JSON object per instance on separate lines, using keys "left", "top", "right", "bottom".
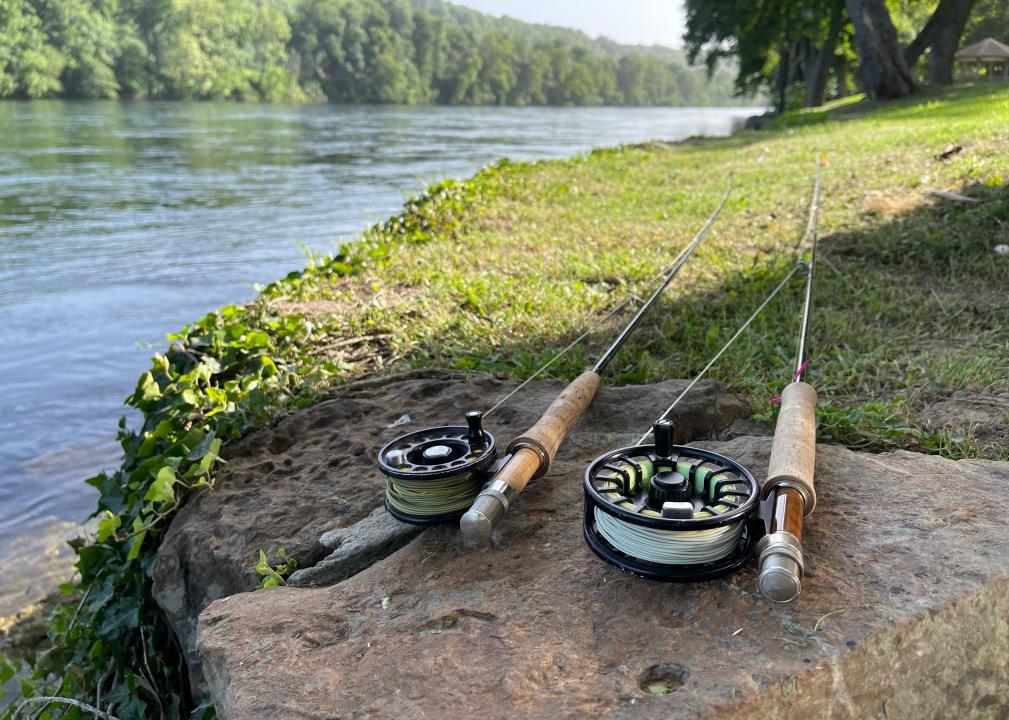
{"left": 379, "top": 184, "right": 733, "bottom": 525}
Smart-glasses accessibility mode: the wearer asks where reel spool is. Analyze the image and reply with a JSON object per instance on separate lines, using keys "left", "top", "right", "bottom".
{"left": 378, "top": 411, "right": 497, "bottom": 525}
{"left": 582, "top": 419, "right": 761, "bottom": 581}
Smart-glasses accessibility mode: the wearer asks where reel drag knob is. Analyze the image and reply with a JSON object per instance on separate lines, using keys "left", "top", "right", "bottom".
{"left": 647, "top": 420, "right": 692, "bottom": 517}
{"left": 466, "top": 410, "right": 486, "bottom": 441}
{"left": 648, "top": 471, "right": 691, "bottom": 517}
{"left": 653, "top": 418, "right": 675, "bottom": 459}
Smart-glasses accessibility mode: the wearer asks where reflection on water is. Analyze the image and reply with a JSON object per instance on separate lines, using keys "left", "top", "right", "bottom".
{"left": 0, "top": 101, "right": 755, "bottom": 594}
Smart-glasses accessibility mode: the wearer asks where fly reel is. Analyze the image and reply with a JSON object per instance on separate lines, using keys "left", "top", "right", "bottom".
{"left": 378, "top": 411, "right": 497, "bottom": 525}
{"left": 582, "top": 419, "right": 761, "bottom": 581}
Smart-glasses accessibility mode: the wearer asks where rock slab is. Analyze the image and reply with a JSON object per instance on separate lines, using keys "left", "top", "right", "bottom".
{"left": 154, "top": 370, "right": 749, "bottom": 690}
{"left": 197, "top": 428, "right": 1009, "bottom": 719}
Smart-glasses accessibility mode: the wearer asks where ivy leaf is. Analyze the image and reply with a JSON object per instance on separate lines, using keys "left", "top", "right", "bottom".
{"left": 153, "top": 419, "right": 175, "bottom": 439}
{"left": 127, "top": 530, "right": 147, "bottom": 561}
{"left": 144, "top": 467, "right": 177, "bottom": 505}
{"left": 246, "top": 331, "right": 271, "bottom": 348}
{"left": 0, "top": 656, "right": 18, "bottom": 684}
{"left": 137, "top": 371, "right": 162, "bottom": 402}
{"left": 186, "top": 430, "right": 217, "bottom": 461}
{"left": 97, "top": 512, "right": 122, "bottom": 543}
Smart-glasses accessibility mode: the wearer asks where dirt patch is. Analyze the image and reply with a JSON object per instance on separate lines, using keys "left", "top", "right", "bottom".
{"left": 923, "top": 389, "right": 1009, "bottom": 446}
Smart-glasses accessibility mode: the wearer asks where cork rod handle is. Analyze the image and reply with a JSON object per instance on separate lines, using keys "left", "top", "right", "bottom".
{"left": 460, "top": 370, "right": 600, "bottom": 543}
{"left": 506, "top": 369, "right": 601, "bottom": 483}
{"left": 765, "top": 381, "right": 818, "bottom": 515}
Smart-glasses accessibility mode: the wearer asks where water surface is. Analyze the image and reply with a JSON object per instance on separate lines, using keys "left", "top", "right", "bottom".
{"left": 0, "top": 102, "right": 754, "bottom": 604}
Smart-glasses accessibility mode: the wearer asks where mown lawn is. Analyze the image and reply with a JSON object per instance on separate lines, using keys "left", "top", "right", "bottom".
{"left": 268, "top": 83, "right": 1009, "bottom": 458}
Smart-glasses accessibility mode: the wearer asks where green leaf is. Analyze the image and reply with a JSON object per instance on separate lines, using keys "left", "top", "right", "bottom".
{"left": 144, "top": 467, "right": 177, "bottom": 504}
{"left": 187, "top": 430, "right": 217, "bottom": 461}
{"left": 0, "top": 656, "right": 18, "bottom": 684}
{"left": 153, "top": 419, "right": 175, "bottom": 439}
{"left": 246, "top": 331, "right": 271, "bottom": 348}
{"left": 255, "top": 549, "right": 270, "bottom": 576}
{"left": 127, "top": 530, "right": 147, "bottom": 561}
{"left": 97, "top": 512, "right": 122, "bottom": 543}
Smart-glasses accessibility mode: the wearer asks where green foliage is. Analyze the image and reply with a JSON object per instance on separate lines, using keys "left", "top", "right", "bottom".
{"left": 0, "top": 0, "right": 747, "bottom": 105}
{"left": 256, "top": 547, "right": 297, "bottom": 588}
{"left": 964, "top": 0, "right": 1009, "bottom": 44}
{"left": 1, "top": 305, "right": 344, "bottom": 718}
{"left": 0, "top": 0, "right": 64, "bottom": 98}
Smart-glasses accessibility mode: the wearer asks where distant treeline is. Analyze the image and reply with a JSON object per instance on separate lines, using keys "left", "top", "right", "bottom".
{"left": 0, "top": 0, "right": 748, "bottom": 105}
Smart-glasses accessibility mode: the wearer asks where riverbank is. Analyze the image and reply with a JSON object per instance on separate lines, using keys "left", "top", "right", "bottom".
{"left": 0, "top": 103, "right": 754, "bottom": 601}
{"left": 5, "top": 83, "right": 1009, "bottom": 716}
{"left": 252, "top": 82, "right": 1009, "bottom": 458}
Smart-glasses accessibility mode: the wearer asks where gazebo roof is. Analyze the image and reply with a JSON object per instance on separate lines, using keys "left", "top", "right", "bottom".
{"left": 955, "top": 37, "right": 1009, "bottom": 61}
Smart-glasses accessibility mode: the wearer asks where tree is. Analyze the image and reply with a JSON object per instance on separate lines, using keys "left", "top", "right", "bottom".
{"left": 804, "top": 0, "right": 846, "bottom": 107}
{"left": 0, "top": 0, "right": 64, "bottom": 97}
{"left": 904, "top": 0, "right": 977, "bottom": 85}
{"left": 0, "top": 0, "right": 748, "bottom": 105}
{"left": 684, "top": 0, "right": 844, "bottom": 111}
{"left": 844, "top": 0, "right": 916, "bottom": 98}
{"left": 33, "top": 0, "right": 120, "bottom": 98}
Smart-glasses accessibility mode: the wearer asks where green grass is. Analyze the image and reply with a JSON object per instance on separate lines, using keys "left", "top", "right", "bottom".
{"left": 263, "top": 82, "right": 1009, "bottom": 459}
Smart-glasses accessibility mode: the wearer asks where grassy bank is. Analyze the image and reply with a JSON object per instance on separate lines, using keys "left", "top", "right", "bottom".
{"left": 5, "top": 83, "right": 1009, "bottom": 718}
{"left": 273, "top": 82, "right": 1009, "bottom": 457}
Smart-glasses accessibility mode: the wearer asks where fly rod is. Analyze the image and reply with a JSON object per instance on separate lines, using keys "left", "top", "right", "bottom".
{"left": 756, "top": 160, "right": 823, "bottom": 603}
{"left": 458, "top": 191, "right": 729, "bottom": 542}
{"left": 581, "top": 161, "right": 823, "bottom": 587}
{"left": 376, "top": 185, "right": 732, "bottom": 529}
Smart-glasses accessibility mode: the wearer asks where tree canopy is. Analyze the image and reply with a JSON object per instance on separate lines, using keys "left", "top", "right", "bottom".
{"left": 685, "top": 0, "right": 1001, "bottom": 110}
{"left": 0, "top": 0, "right": 747, "bottom": 105}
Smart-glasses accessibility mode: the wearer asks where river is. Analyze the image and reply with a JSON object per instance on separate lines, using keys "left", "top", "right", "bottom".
{"left": 0, "top": 102, "right": 754, "bottom": 608}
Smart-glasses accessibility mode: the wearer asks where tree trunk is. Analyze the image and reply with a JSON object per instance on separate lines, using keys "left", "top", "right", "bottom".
{"left": 775, "top": 41, "right": 796, "bottom": 114}
{"left": 834, "top": 56, "right": 850, "bottom": 98}
{"left": 804, "top": 0, "right": 846, "bottom": 107}
{"left": 845, "top": 0, "right": 917, "bottom": 99}
{"left": 904, "top": 0, "right": 975, "bottom": 77}
{"left": 928, "top": 0, "right": 976, "bottom": 84}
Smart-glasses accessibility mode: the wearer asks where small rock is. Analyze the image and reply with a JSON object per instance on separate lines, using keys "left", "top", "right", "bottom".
{"left": 994, "top": 244, "right": 1009, "bottom": 256}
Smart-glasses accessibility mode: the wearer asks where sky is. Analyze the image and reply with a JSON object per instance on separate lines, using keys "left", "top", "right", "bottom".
{"left": 453, "top": 1, "right": 687, "bottom": 48}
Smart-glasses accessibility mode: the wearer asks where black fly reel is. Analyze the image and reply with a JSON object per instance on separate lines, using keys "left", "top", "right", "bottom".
{"left": 378, "top": 411, "right": 497, "bottom": 525}
{"left": 583, "top": 419, "right": 761, "bottom": 581}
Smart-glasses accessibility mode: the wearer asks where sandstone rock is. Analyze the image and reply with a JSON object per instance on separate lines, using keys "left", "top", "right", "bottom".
{"left": 153, "top": 370, "right": 749, "bottom": 691}
{"left": 197, "top": 437, "right": 1009, "bottom": 720}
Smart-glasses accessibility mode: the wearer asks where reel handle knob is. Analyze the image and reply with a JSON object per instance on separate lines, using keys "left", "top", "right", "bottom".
{"left": 653, "top": 419, "right": 675, "bottom": 459}
{"left": 465, "top": 410, "right": 486, "bottom": 442}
